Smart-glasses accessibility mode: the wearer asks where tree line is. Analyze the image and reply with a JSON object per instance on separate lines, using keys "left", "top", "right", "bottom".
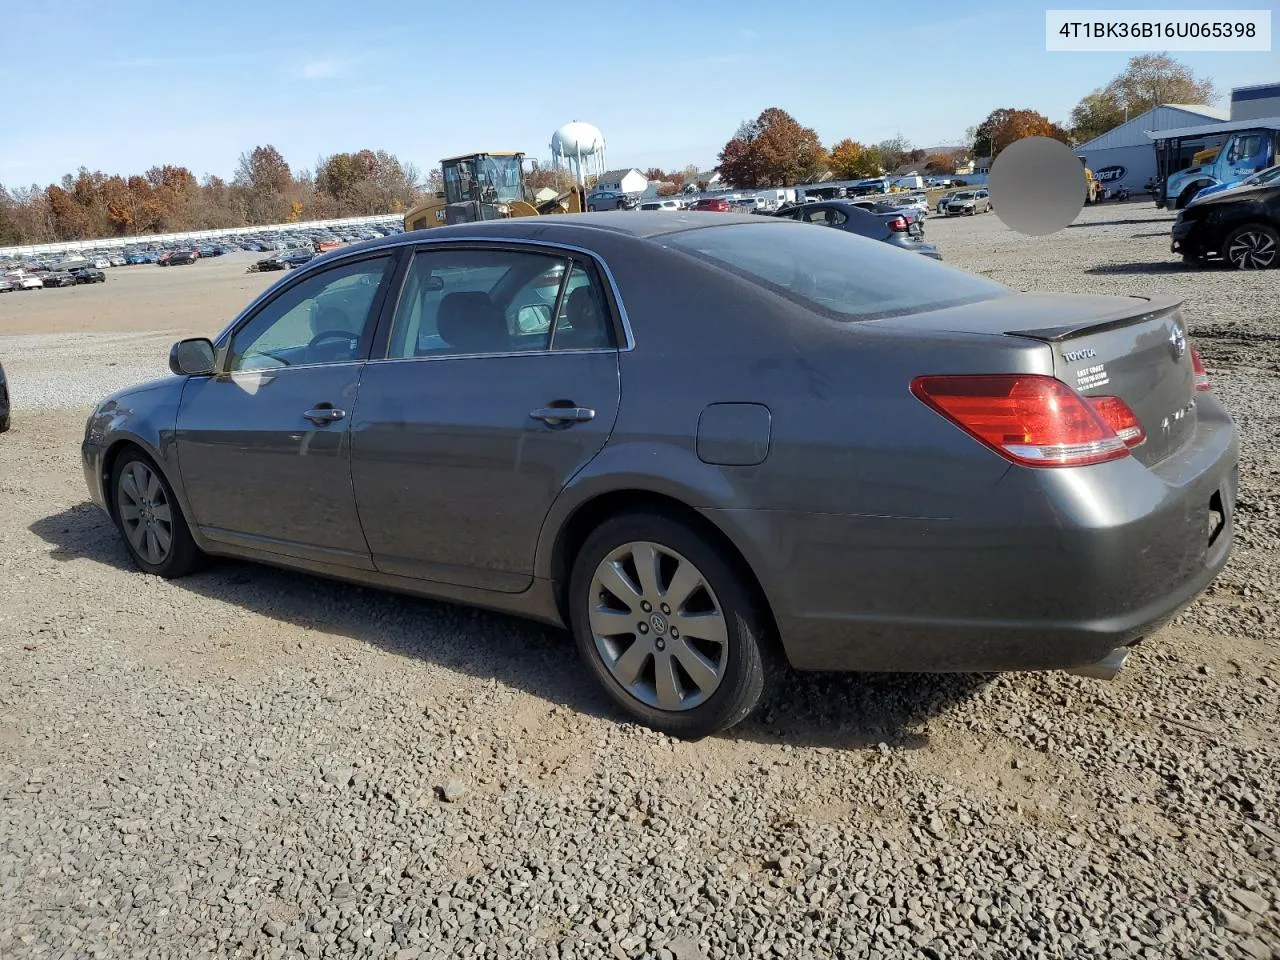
{"left": 1, "top": 55, "right": 1216, "bottom": 245}
{"left": 0, "top": 145, "right": 424, "bottom": 246}
{"left": 714, "top": 54, "right": 1217, "bottom": 189}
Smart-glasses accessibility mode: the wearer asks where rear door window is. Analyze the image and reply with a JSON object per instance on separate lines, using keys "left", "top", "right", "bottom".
{"left": 663, "top": 222, "right": 1008, "bottom": 321}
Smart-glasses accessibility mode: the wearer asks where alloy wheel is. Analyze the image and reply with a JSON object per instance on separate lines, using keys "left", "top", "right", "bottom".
{"left": 116, "top": 460, "right": 174, "bottom": 565}
{"left": 1226, "top": 230, "right": 1277, "bottom": 270}
{"left": 587, "top": 541, "right": 728, "bottom": 712}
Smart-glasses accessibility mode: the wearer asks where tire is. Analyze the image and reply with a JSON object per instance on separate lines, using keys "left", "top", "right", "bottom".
{"left": 109, "top": 448, "right": 203, "bottom": 577}
{"left": 568, "top": 511, "right": 770, "bottom": 738}
{"left": 587, "top": 204, "right": 596, "bottom": 212}
{"left": 1174, "top": 185, "right": 1202, "bottom": 211}
{"left": 1222, "top": 224, "right": 1279, "bottom": 270}
{"left": 0, "top": 413, "right": 9, "bottom": 433}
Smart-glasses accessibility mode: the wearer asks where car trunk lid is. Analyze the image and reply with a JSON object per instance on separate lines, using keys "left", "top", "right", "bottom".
{"left": 870, "top": 293, "right": 1198, "bottom": 466}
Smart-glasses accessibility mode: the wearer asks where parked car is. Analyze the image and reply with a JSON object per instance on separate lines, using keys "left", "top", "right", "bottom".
{"left": 0, "top": 360, "right": 8, "bottom": 433}
{"left": 72, "top": 267, "right": 107, "bottom": 284}
{"left": 12, "top": 274, "right": 43, "bottom": 290}
{"left": 108, "top": 255, "right": 127, "bottom": 267}
{"left": 935, "top": 191, "right": 960, "bottom": 214}
{"left": 944, "top": 190, "right": 991, "bottom": 216}
{"left": 1172, "top": 181, "right": 1280, "bottom": 269}
{"left": 639, "top": 199, "right": 682, "bottom": 212}
{"left": 1188, "top": 163, "right": 1280, "bottom": 206}
{"left": 255, "top": 253, "right": 291, "bottom": 272}
{"left": 0, "top": 277, "right": 16, "bottom": 293}
{"left": 777, "top": 200, "right": 940, "bottom": 259}
{"left": 162, "top": 250, "right": 198, "bottom": 266}
{"left": 691, "top": 197, "right": 732, "bottom": 213}
{"left": 586, "top": 190, "right": 639, "bottom": 212}
{"left": 80, "top": 212, "right": 1237, "bottom": 736}
{"left": 282, "top": 249, "right": 316, "bottom": 268}
{"left": 43, "top": 270, "right": 78, "bottom": 288}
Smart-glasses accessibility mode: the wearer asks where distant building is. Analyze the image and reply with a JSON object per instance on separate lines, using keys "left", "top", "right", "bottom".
{"left": 1075, "top": 103, "right": 1229, "bottom": 194}
{"left": 594, "top": 168, "right": 648, "bottom": 194}
{"left": 681, "top": 170, "right": 723, "bottom": 192}
{"left": 1231, "top": 82, "right": 1280, "bottom": 122}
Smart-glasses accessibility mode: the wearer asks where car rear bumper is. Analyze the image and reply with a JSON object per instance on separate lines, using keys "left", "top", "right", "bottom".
{"left": 711, "top": 395, "right": 1239, "bottom": 673}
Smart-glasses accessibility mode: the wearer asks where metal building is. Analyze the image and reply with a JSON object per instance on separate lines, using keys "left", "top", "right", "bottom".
{"left": 1073, "top": 104, "right": 1228, "bottom": 195}
{"left": 1231, "top": 82, "right": 1280, "bottom": 122}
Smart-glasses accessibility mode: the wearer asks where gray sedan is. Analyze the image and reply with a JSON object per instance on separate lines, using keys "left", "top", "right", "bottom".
{"left": 82, "top": 213, "right": 1238, "bottom": 737}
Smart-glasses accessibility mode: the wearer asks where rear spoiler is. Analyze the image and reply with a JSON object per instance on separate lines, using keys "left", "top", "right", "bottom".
{"left": 1006, "top": 295, "right": 1184, "bottom": 343}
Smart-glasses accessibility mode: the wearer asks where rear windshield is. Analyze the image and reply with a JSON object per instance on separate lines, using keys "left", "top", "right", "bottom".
{"left": 662, "top": 222, "right": 1008, "bottom": 321}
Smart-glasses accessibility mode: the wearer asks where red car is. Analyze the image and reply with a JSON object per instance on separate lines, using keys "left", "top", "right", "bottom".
{"left": 691, "top": 197, "right": 732, "bottom": 212}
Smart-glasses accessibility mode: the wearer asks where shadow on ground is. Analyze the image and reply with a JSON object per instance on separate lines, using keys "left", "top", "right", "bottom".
{"left": 1067, "top": 217, "right": 1173, "bottom": 229}
{"left": 31, "top": 503, "right": 991, "bottom": 751}
{"left": 1084, "top": 261, "right": 1211, "bottom": 276}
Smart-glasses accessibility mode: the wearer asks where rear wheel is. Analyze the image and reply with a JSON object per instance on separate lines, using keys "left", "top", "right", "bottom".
{"left": 1222, "top": 224, "right": 1278, "bottom": 270}
{"left": 568, "top": 512, "right": 769, "bottom": 738}
{"left": 110, "top": 449, "right": 203, "bottom": 577}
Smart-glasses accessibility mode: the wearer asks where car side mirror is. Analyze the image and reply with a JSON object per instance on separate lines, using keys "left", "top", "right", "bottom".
{"left": 170, "top": 337, "right": 216, "bottom": 377}
{"left": 424, "top": 275, "right": 444, "bottom": 292}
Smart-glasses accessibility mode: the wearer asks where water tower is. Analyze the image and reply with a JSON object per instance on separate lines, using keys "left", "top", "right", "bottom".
{"left": 550, "top": 121, "right": 607, "bottom": 187}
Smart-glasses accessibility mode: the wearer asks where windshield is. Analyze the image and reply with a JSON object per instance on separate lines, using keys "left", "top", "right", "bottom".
{"left": 443, "top": 155, "right": 524, "bottom": 204}
{"left": 663, "top": 222, "right": 1008, "bottom": 321}
{"left": 1248, "top": 164, "right": 1280, "bottom": 185}
{"left": 953, "top": 192, "right": 975, "bottom": 200}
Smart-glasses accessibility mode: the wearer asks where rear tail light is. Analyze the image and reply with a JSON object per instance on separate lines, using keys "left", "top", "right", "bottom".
{"left": 1190, "top": 346, "right": 1211, "bottom": 391}
{"left": 910, "top": 374, "right": 1130, "bottom": 468}
{"left": 1087, "top": 395, "right": 1145, "bottom": 447}
{"left": 888, "top": 216, "right": 909, "bottom": 232}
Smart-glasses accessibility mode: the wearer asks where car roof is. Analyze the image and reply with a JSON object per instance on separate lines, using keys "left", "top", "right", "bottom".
{"left": 333, "top": 212, "right": 784, "bottom": 256}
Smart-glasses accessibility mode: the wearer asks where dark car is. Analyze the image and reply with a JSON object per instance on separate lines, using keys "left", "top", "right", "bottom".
{"left": 82, "top": 213, "right": 1238, "bottom": 737}
{"left": 283, "top": 249, "right": 316, "bottom": 268}
{"left": 0, "top": 360, "right": 9, "bottom": 433}
{"left": 43, "top": 270, "right": 78, "bottom": 287}
{"left": 72, "top": 267, "right": 107, "bottom": 284}
{"left": 777, "top": 200, "right": 940, "bottom": 259}
{"left": 162, "top": 250, "right": 198, "bottom": 266}
{"left": 255, "top": 253, "right": 290, "bottom": 272}
{"left": 1172, "top": 182, "right": 1280, "bottom": 270}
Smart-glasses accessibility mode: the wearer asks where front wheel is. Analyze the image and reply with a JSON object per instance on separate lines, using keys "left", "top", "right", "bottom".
{"left": 568, "top": 512, "right": 770, "bottom": 738}
{"left": 1222, "top": 224, "right": 1278, "bottom": 270}
{"left": 110, "top": 449, "right": 203, "bottom": 577}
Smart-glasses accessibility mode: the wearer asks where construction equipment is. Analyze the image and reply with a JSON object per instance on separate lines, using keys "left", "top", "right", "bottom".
{"left": 403, "top": 152, "right": 586, "bottom": 231}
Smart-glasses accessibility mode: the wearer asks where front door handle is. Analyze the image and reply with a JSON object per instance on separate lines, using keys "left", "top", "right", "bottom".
{"left": 530, "top": 406, "right": 595, "bottom": 425}
{"left": 304, "top": 407, "right": 346, "bottom": 425}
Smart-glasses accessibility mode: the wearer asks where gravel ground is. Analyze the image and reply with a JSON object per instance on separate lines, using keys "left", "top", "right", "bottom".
{"left": 1, "top": 205, "right": 1278, "bottom": 960}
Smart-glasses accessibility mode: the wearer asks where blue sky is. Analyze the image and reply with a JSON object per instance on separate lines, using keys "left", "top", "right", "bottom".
{"left": 1, "top": 0, "right": 1274, "bottom": 187}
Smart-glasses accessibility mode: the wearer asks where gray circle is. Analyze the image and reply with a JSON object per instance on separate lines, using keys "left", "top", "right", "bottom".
{"left": 988, "top": 136, "right": 1086, "bottom": 236}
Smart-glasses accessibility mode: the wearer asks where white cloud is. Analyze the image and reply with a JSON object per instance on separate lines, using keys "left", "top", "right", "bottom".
{"left": 300, "top": 59, "right": 347, "bottom": 79}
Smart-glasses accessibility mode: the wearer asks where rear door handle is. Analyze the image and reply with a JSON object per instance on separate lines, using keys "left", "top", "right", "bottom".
{"left": 530, "top": 406, "right": 595, "bottom": 425}
{"left": 304, "top": 407, "right": 346, "bottom": 425}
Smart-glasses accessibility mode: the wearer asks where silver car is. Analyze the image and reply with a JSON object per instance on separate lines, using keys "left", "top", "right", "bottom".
{"left": 945, "top": 190, "right": 991, "bottom": 216}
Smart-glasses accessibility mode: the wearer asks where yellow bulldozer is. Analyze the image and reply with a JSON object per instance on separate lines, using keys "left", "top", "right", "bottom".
{"left": 403, "top": 151, "right": 586, "bottom": 231}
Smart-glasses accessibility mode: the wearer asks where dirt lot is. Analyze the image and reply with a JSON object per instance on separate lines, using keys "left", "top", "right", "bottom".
{"left": 2, "top": 208, "right": 1279, "bottom": 960}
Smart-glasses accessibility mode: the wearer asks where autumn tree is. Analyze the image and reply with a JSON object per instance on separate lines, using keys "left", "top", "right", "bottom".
{"left": 234, "top": 145, "right": 293, "bottom": 223}
{"left": 656, "top": 182, "right": 679, "bottom": 197}
{"left": 717, "top": 107, "right": 828, "bottom": 188}
{"left": 972, "top": 108, "right": 1071, "bottom": 158}
{"left": 874, "top": 136, "right": 913, "bottom": 172}
{"left": 828, "top": 139, "right": 881, "bottom": 180}
{"left": 1070, "top": 54, "right": 1217, "bottom": 143}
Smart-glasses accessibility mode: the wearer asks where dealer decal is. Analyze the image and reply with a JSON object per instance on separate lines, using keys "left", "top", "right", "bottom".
{"left": 1075, "top": 362, "right": 1110, "bottom": 390}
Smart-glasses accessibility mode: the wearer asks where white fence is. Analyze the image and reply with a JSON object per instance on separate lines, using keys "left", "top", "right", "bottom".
{"left": 0, "top": 213, "right": 402, "bottom": 259}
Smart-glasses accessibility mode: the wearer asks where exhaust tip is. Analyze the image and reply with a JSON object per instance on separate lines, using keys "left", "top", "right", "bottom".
{"left": 1064, "top": 647, "right": 1130, "bottom": 681}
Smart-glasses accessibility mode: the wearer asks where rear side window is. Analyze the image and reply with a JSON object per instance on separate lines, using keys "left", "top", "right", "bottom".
{"left": 663, "top": 222, "right": 1008, "bottom": 321}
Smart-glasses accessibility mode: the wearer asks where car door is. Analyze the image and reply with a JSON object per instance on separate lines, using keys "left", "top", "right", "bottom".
{"left": 350, "top": 243, "right": 622, "bottom": 592}
{"left": 175, "top": 252, "right": 399, "bottom": 568}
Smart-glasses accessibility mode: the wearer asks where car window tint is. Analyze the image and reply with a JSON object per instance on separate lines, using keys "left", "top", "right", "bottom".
{"left": 228, "top": 255, "right": 392, "bottom": 371}
{"left": 386, "top": 248, "right": 571, "bottom": 359}
{"left": 551, "top": 263, "right": 614, "bottom": 351}
{"left": 663, "top": 222, "right": 1009, "bottom": 321}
